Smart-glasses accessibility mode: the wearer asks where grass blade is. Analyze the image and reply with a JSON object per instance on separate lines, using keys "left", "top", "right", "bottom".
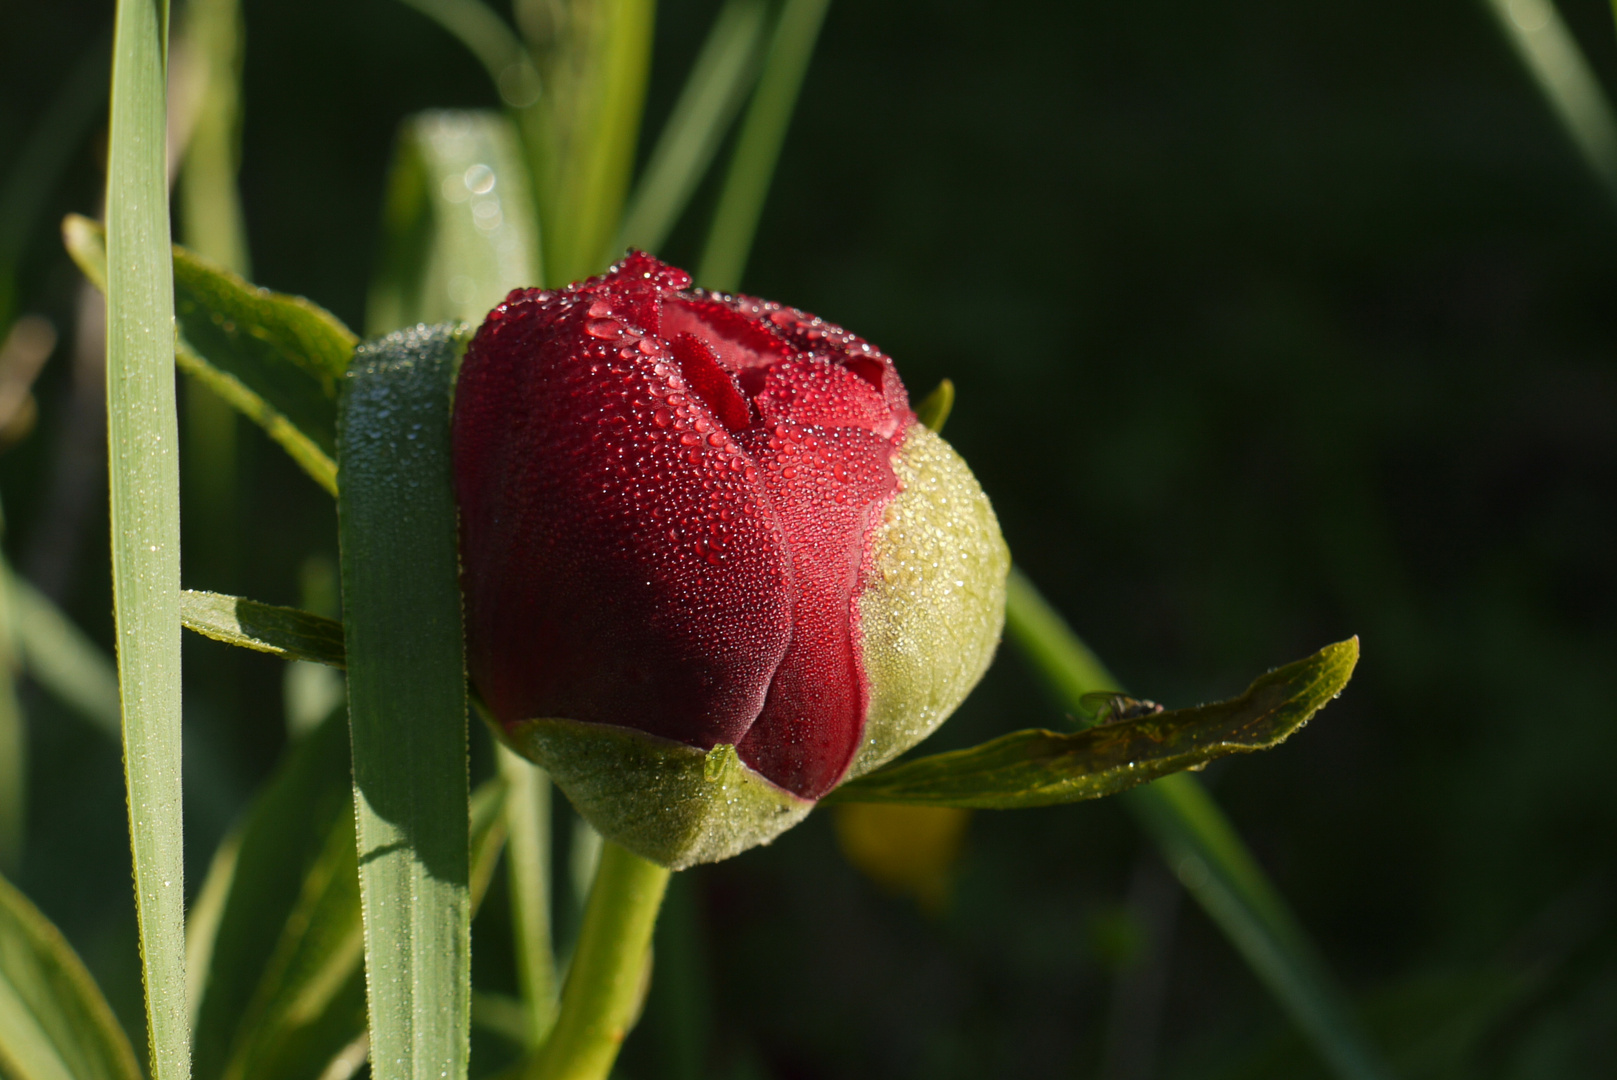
{"left": 104, "top": 2, "right": 190, "bottom": 1079}
{"left": 0, "top": 537, "right": 24, "bottom": 876}
{"left": 6, "top": 565, "right": 122, "bottom": 740}
{"left": 828, "top": 639, "right": 1356, "bottom": 808}
{"left": 696, "top": 0, "right": 832, "bottom": 292}
{"left": 338, "top": 325, "right": 471, "bottom": 1080}
{"left": 0, "top": 873, "right": 143, "bottom": 1080}
{"left": 1003, "top": 568, "right": 1390, "bottom": 1080}
{"left": 499, "top": 748, "right": 556, "bottom": 1045}
{"left": 616, "top": 0, "right": 769, "bottom": 254}
{"left": 529, "top": 0, "right": 656, "bottom": 286}
{"left": 1483, "top": 0, "right": 1617, "bottom": 205}
{"left": 393, "top": 0, "right": 540, "bottom": 108}
{"left": 368, "top": 112, "right": 541, "bottom": 336}
{"left": 180, "top": 590, "right": 346, "bottom": 668}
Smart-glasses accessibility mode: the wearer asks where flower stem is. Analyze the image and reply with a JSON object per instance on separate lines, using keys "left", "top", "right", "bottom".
{"left": 528, "top": 840, "right": 670, "bottom": 1080}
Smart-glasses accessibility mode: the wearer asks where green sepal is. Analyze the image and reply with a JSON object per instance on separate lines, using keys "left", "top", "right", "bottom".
{"left": 827, "top": 638, "right": 1357, "bottom": 808}
{"left": 181, "top": 590, "right": 346, "bottom": 668}
{"left": 500, "top": 717, "right": 811, "bottom": 871}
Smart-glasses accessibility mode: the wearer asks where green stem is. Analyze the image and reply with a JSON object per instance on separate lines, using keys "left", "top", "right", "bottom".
{"left": 500, "top": 745, "right": 558, "bottom": 1043}
{"left": 529, "top": 841, "right": 669, "bottom": 1080}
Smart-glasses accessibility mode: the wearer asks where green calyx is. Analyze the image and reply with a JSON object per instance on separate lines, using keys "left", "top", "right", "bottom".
{"left": 501, "top": 717, "right": 812, "bottom": 870}
{"left": 849, "top": 423, "right": 1010, "bottom": 779}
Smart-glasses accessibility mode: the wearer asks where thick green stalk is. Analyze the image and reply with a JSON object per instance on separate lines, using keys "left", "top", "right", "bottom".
{"left": 499, "top": 746, "right": 558, "bottom": 1043}
{"left": 697, "top": 0, "right": 832, "bottom": 292}
{"left": 1003, "top": 568, "right": 1389, "bottom": 1080}
{"left": 527, "top": 842, "right": 668, "bottom": 1080}
{"left": 105, "top": 3, "right": 189, "bottom": 1080}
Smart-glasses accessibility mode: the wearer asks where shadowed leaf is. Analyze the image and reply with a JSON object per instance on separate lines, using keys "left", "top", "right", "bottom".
{"left": 181, "top": 590, "right": 346, "bottom": 668}
{"left": 0, "top": 873, "right": 142, "bottom": 1080}
{"left": 828, "top": 639, "right": 1357, "bottom": 808}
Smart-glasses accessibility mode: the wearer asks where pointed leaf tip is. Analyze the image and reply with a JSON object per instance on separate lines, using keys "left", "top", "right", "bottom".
{"left": 828, "top": 638, "right": 1359, "bottom": 809}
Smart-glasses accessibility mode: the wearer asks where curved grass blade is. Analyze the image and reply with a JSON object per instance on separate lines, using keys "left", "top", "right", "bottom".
{"left": 393, "top": 0, "right": 540, "bottom": 108}
{"left": 180, "top": 591, "right": 345, "bottom": 668}
{"left": 1002, "top": 568, "right": 1389, "bottom": 1080}
{"left": 1483, "top": 0, "right": 1617, "bottom": 206}
{"left": 616, "top": 0, "right": 770, "bottom": 255}
{"left": 338, "top": 325, "right": 471, "bottom": 1080}
{"left": 368, "top": 112, "right": 540, "bottom": 337}
{"left": 0, "top": 873, "right": 143, "bottom": 1080}
{"left": 104, "top": 3, "right": 190, "bottom": 1079}
{"left": 696, "top": 0, "right": 833, "bottom": 292}
{"left": 6, "top": 567, "right": 122, "bottom": 740}
{"left": 62, "top": 215, "right": 354, "bottom": 495}
{"left": 828, "top": 639, "right": 1356, "bottom": 808}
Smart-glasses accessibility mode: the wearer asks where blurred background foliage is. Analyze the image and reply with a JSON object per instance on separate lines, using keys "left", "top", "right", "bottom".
{"left": 1, "top": 0, "right": 1615, "bottom": 1077}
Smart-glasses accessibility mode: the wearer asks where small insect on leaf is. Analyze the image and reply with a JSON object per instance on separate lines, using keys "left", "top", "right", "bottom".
{"left": 1079, "top": 691, "right": 1164, "bottom": 726}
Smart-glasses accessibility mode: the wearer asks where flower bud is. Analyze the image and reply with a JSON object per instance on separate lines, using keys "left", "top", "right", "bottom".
{"left": 453, "top": 253, "right": 1008, "bottom": 868}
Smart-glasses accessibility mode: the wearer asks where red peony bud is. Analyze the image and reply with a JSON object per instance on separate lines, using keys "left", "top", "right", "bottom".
{"left": 454, "top": 253, "right": 1007, "bottom": 867}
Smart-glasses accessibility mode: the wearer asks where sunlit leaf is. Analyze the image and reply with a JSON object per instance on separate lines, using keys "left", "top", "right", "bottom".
{"left": 829, "top": 639, "right": 1356, "bottom": 808}
{"left": 338, "top": 324, "right": 471, "bottom": 1080}
{"left": 62, "top": 214, "right": 353, "bottom": 495}
{"left": 180, "top": 590, "right": 345, "bottom": 669}
{"left": 0, "top": 872, "right": 142, "bottom": 1080}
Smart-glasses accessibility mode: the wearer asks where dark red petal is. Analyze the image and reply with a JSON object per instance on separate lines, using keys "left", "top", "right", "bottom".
{"left": 454, "top": 281, "right": 792, "bottom": 751}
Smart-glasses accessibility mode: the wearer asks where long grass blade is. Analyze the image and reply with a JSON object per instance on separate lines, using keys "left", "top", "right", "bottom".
{"left": 1003, "top": 568, "right": 1389, "bottom": 1080}
{"left": 6, "top": 564, "right": 123, "bottom": 739}
{"left": 696, "top": 0, "right": 832, "bottom": 292}
{"left": 499, "top": 748, "right": 556, "bottom": 1045}
{"left": 530, "top": 0, "right": 656, "bottom": 286}
{"left": 0, "top": 28, "right": 110, "bottom": 333}
{"left": 394, "top": 0, "right": 541, "bottom": 108}
{"left": 0, "top": 873, "right": 143, "bottom": 1080}
{"left": 338, "top": 325, "right": 471, "bottom": 1080}
{"left": 104, "top": 3, "right": 189, "bottom": 1079}
{"left": 1483, "top": 0, "right": 1617, "bottom": 205}
{"left": 616, "top": 0, "right": 769, "bottom": 254}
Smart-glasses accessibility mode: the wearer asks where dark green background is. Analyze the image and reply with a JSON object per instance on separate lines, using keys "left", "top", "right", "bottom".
{"left": 2, "top": 0, "right": 1614, "bottom": 1077}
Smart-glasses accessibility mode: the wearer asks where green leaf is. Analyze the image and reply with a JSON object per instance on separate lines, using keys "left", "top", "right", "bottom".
{"left": 0, "top": 551, "right": 25, "bottom": 877}
{"left": 104, "top": 3, "right": 189, "bottom": 1079}
{"left": 338, "top": 324, "right": 471, "bottom": 1080}
{"left": 829, "top": 639, "right": 1355, "bottom": 808}
{"left": 1001, "top": 568, "right": 1390, "bottom": 1080}
{"left": 61, "top": 214, "right": 355, "bottom": 496}
{"left": 616, "top": 0, "right": 770, "bottom": 255}
{"left": 697, "top": 0, "right": 833, "bottom": 292}
{"left": 6, "top": 568, "right": 122, "bottom": 741}
{"left": 0, "top": 872, "right": 143, "bottom": 1080}
{"left": 180, "top": 590, "right": 346, "bottom": 668}
{"left": 368, "top": 111, "right": 541, "bottom": 336}
{"left": 190, "top": 709, "right": 357, "bottom": 1080}
{"left": 188, "top": 708, "right": 507, "bottom": 1080}
{"left": 913, "top": 379, "right": 954, "bottom": 434}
